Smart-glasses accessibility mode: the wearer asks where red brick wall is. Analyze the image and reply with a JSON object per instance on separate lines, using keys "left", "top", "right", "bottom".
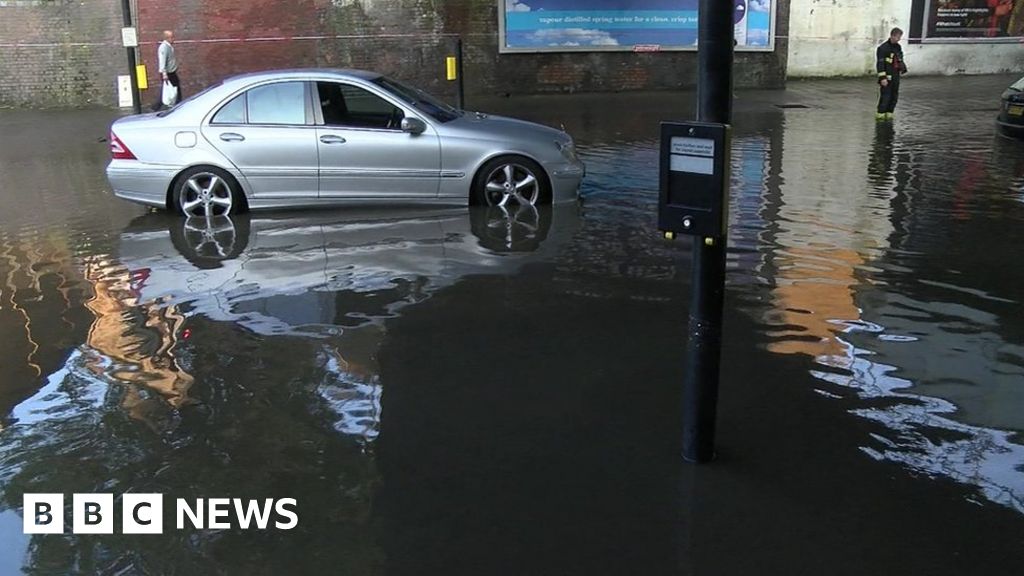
{"left": 1, "top": 0, "right": 789, "bottom": 107}
{"left": 0, "top": 0, "right": 124, "bottom": 107}
{"left": 136, "top": 0, "right": 321, "bottom": 101}
{"left": 134, "top": 0, "right": 473, "bottom": 103}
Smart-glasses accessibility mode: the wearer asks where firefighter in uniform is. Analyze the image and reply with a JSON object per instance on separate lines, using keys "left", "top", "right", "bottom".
{"left": 876, "top": 27, "right": 907, "bottom": 120}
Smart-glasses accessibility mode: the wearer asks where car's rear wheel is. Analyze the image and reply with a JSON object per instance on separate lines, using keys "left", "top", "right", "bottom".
{"left": 472, "top": 156, "right": 550, "bottom": 207}
{"left": 169, "top": 214, "right": 250, "bottom": 269}
{"left": 172, "top": 166, "right": 245, "bottom": 218}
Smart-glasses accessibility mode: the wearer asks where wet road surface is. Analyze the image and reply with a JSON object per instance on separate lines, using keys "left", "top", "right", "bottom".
{"left": 1, "top": 75, "right": 1024, "bottom": 574}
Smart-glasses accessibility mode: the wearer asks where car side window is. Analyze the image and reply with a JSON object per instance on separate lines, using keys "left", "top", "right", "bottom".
{"left": 317, "top": 82, "right": 403, "bottom": 130}
{"left": 211, "top": 93, "right": 246, "bottom": 124}
{"left": 247, "top": 82, "right": 307, "bottom": 125}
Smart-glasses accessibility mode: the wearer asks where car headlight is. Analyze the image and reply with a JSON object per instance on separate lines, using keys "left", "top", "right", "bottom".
{"left": 556, "top": 139, "right": 579, "bottom": 163}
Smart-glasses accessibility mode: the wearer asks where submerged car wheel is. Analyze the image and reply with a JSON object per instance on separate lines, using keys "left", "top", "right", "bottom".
{"left": 473, "top": 156, "right": 550, "bottom": 207}
{"left": 169, "top": 214, "right": 250, "bottom": 270}
{"left": 172, "top": 166, "right": 245, "bottom": 217}
{"left": 469, "top": 203, "right": 552, "bottom": 253}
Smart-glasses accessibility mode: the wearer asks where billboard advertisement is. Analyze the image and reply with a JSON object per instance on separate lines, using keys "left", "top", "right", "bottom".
{"left": 920, "top": 0, "right": 1024, "bottom": 40}
{"left": 499, "top": 0, "right": 775, "bottom": 53}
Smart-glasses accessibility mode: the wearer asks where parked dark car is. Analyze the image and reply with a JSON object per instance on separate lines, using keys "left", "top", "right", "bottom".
{"left": 997, "top": 75, "right": 1024, "bottom": 138}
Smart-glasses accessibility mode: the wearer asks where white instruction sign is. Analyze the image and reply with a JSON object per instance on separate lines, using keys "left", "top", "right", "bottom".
{"left": 670, "top": 136, "right": 715, "bottom": 175}
{"left": 121, "top": 27, "right": 138, "bottom": 47}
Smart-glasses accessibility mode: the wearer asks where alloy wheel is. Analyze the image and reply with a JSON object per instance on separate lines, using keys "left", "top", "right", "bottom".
{"left": 179, "top": 172, "right": 233, "bottom": 218}
{"left": 483, "top": 163, "right": 540, "bottom": 207}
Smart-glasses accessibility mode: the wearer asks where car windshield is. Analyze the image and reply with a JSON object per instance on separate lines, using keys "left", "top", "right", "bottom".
{"left": 1011, "top": 76, "right": 1024, "bottom": 92}
{"left": 372, "top": 76, "right": 462, "bottom": 123}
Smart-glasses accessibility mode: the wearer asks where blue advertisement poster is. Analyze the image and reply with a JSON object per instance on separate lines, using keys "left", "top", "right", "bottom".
{"left": 501, "top": 0, "right": 774, "bottom": 52}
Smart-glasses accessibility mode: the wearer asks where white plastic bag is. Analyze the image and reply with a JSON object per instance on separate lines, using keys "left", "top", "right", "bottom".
{"left": 162, "top": 80, "right": 178, "bottom": 107}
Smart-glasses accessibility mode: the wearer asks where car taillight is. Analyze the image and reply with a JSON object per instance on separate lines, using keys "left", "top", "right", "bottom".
{"left": 110, "top": 131, "right": 137, "bottom": 160}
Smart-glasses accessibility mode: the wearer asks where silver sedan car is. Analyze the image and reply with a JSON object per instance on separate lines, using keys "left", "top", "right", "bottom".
{"left": 106, "top": 69, "right": 585, "bottom": 217}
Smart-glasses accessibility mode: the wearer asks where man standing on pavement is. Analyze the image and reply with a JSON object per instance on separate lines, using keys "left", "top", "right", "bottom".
{"left": 875, "top": 27, "right": 907, "bottom": 120}
{"left": 154, "top": 30, "right": 181, "bottom": 110}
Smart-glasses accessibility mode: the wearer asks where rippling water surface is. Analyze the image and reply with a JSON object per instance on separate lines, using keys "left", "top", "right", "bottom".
{"left": 1, "top": 77, "right": 1023, "bottom": 574}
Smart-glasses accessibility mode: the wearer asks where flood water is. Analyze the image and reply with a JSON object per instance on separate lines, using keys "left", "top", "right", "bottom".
{"left": 1, "top": 75, "right": 1023, "bottom": 574}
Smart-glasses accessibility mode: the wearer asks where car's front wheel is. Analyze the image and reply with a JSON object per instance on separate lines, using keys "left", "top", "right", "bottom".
{"left": 472, "top": 156, "right": 550, "bottom": 207}
{"left": 172, "top": 166, "right": 245, "bottom": 217}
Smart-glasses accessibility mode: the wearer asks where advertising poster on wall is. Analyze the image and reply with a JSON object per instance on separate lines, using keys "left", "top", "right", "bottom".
{"left": 500, "top": 0, "right": 775, "bottom": 52}
{"left": 922, "top": 0, "right": 1024, "bottom": 40}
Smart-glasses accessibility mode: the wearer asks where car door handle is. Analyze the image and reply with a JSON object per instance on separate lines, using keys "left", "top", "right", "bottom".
{"left": 320, "top": 135, "right": 346, "bottom": 144}
{"left": 219, "top": 133, "right": 245, "bottom": 142}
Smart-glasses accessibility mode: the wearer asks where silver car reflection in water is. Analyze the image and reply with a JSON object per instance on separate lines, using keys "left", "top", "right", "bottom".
{"left": 117, "top": 204, "right": 580, "bottom": 336}
{"left": 106, "top": 69, "right": 585, "bottom": 217}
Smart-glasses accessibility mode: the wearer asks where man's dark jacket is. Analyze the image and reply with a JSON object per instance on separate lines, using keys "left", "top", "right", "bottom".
{"left": 876, "top": 40, "right": 907, "bottom": 83}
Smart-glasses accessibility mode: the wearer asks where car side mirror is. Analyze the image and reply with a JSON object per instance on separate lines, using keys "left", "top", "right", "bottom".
{"left": 401, "top": 117, "right": 426, "bottom": 135}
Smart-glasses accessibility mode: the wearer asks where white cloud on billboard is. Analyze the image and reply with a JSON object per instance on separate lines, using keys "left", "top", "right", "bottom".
{"left": 507, "top": 0, "right": 531, "bottom": 12}
{"left": 750, "top": 0, "right": 771, "bottom": 12}
{"left": 745, "top": 28, "right": 770, "bottom": 45}
{"left": 527, "top": 28, "right": 620, "bottom": 46}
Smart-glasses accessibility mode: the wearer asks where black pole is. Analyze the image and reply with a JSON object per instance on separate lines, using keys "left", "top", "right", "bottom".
{"left": 120, "top": 0, "right": 142, "bottom": 114}
{"left": 682, "top": 0, "right": 733, "bottom": 463}
{"left": 696, "top": 0, "right": 733, "bottom": 125}
{"left": 456, "top": 37, "right": 466, "bottom": 110}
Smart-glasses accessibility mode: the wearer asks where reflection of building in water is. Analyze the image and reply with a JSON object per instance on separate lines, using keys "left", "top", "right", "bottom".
{"left": 79, "top": 257, "right": 194, "bottom": 421}
{"left": 765, "top": 111, "right": 895, "bottom": 359}
{"left": 763, "top": 111, "right": 1024, "bottom": 515}
{"left": 0, "top": 231, "right": 91, "bottom": 421}
{"left": 766, "top": 247, "right": 867, "bottom": 358}
{"left": 0, "top": 238, "right": 193, "bottom": 429}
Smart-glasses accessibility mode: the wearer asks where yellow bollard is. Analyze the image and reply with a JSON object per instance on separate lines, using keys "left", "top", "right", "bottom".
{"left": 136, "top": 64, "right": 148, "bottom": 90}
{"left": 446, "top": 56, "right": 458, "bottom": 81}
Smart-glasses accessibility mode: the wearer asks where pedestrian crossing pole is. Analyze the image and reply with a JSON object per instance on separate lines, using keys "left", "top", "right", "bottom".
{"left": 120, "top": 0, "right": 142, "bottom": 114}
{"left": 446, "top": 37, "right": 465, "bottom": 110}
{"left": 681, "top": 0, "right": 734, "bottom": 463}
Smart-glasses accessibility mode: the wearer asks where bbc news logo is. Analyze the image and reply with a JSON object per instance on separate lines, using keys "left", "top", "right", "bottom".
{"left": 23, "top": 494, "right": 298, "bottom": 534}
